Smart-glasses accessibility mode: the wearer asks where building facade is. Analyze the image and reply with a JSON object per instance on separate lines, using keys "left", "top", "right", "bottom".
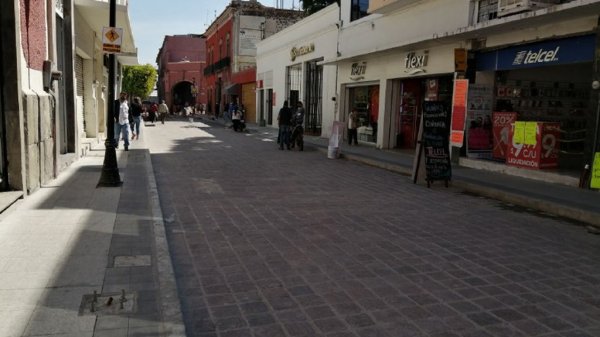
{"left": 255, "top": 0, "right": 600, "bottom": 187}
{"left": 203, "top": 0, "right": 304, "bottom": 122}
{"left": 256, "top": 4, "right": 339, "bottom": 135}
{"left": 156, "top": 34, "right": 207, "bottom": 114}
{"left": 0, "top": 0, "right": 136, "bottom": 196}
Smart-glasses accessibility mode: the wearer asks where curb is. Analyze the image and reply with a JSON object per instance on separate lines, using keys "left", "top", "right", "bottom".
{"left": 144, "top": 150, "right": 187, "bottom": 337}
{"left": 316, "top": 145, "right": 600, "bottom": 227}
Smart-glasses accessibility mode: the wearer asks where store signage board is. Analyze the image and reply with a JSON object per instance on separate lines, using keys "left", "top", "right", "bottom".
{"left": 591, "top": 153, "right": 600, "bottom": 189}
{"left": 102, "top": 27, "right": 123, "bottom": 53}
{"left": 422, "top": 101, "right": 451, "bottom": 185}
{"left": 350, "top": 61, "right": 367, "bottom": 81}
{"left": 290, "top": 43, "right": 315, "bottom": 61}
{"left": 476, "top": 34, "right": 596, "bottom": 71}
{"left": 454, "top": 48, "right": 467, "bottom": 72}
{"left": 450, "top": 79, "right": 468, "bottom": 147}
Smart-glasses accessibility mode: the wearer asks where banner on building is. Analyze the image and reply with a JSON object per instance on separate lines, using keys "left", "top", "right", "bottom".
{"left": 450, "top": 79, "right": 468, "bottom": 147}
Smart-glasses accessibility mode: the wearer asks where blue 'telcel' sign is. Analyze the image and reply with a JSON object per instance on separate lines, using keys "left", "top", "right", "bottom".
{"left": 477, "top": 34, "right": 596, "bottom": 71}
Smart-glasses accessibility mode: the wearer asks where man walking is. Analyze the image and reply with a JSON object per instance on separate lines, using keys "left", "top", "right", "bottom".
{"left": 158, "top": 100, "right": 169, "bottom": 124}
{"left": 277, "top": 100, "right": 292, "bottom": 150}
{"left": 114, "top": 92, "right": 130, "bottom": 151}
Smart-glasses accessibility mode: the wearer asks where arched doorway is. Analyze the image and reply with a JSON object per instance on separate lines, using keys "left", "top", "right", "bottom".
{"left": 171, "top": 81, "right": 195, "bottom": 113}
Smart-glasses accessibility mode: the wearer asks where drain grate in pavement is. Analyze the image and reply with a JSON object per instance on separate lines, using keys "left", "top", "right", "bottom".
{"left": 114, "top": 255, "right": 151, "bottom": 267}
{"left": 79, "top": 290, "right": 137, "bottom": 316}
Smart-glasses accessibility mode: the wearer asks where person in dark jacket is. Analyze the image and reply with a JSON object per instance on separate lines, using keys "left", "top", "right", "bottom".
{"left": 277, "top": 101, "right": 292, "bottom": 150}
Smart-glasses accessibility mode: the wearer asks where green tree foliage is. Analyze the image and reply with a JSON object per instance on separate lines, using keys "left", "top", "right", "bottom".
{"left": 122, "top": 64, "right": 157, "bottom": 100}
{"left": 300, "top": 0, "right": 338, "bottom": 15}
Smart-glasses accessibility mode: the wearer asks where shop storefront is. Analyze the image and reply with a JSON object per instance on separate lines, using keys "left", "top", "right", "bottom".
{"left": 339, "top": 44, "right": 458, "bottom": 149}
{"left": 471, "top": 34, "right": 596, "bottom": 171}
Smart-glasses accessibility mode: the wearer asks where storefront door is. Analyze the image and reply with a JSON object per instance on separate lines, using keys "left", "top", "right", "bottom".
{"left": 394, "top": 76, "right": 453, "bottom": 149}
{"left": 397, "top": 79, "right": 422, "bottom": 149}
{"left": 267, "top": 89, "right": 273, "bottom": 125}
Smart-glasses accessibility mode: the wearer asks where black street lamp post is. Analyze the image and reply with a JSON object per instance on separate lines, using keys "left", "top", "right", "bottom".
{"left": 97, "top": 0, "right": 122, "bottom": 187}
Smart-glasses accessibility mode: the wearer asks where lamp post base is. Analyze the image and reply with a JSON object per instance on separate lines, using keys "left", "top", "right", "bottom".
{"left": 97, "top": 138, "right": 122, "bottom": 187}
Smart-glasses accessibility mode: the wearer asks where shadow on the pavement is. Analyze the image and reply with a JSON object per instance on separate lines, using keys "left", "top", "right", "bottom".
{"left": 0, "top": 150, "right": 164, "bottom": 336}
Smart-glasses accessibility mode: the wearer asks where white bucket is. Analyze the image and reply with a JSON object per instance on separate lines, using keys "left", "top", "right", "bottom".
{"left": 327, "top": 146, "right": 339, "bottom": 159}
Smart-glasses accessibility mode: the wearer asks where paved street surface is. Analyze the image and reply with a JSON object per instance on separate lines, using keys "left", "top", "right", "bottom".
{"left": 146, "top": 119, "right": 600, "bottom": 337}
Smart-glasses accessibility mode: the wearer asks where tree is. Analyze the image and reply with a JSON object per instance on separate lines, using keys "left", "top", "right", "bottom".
{"left": 300, "top": 0, "right": 338, "bottom": 15}
{"left": 122, "top": 64, "right": 157, "bottom": 100}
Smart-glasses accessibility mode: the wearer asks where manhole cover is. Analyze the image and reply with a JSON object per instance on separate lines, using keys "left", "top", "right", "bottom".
{"left": 79, "top": 291, "right": 136, "bottom": 316}
{"left": 114, "top": 255, "right": 151, "bottom": 267}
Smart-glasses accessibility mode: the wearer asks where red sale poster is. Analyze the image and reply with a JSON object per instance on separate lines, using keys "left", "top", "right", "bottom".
{"left": 506, "top": 122, "right": 560, "bottom": 169}
{"left": 492, "top": 112, "right": 517, "bottom": 160}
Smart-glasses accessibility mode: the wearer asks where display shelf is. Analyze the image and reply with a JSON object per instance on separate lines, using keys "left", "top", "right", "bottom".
{"left": 495, "top": 80, "right": 590, "bottom": 123}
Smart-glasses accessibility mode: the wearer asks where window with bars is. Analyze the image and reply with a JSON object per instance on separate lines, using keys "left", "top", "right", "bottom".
{"left": 304, "top": 59, "right": 323, "bottom": 135}
{"left": 286, "top": 64, "right": 302, "bottom": 107}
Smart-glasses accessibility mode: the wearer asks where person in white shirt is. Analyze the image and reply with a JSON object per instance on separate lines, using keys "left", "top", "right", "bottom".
{"left": 158, "top": 100, "right": 169, "bottom": 124}
{"left": 114, "top": 92, "right": 130, "bottom": 151}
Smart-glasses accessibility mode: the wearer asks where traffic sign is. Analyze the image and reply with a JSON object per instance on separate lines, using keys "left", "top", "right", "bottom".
{"left": 102, "top": 27, "right": 123, "bottom": 53}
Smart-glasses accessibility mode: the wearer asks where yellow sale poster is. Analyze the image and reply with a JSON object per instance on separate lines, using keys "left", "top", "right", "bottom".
{"left": 513, "top": 122, "right": 525, "bottom": 144}
{"left": 592, "top": 153, "right": 600, "bottom": 189}
{"left": 524, "top": 122, "right": 538, "bottom": 145}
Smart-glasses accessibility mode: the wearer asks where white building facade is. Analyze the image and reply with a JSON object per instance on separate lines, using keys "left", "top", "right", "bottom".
{"left": 257, "top": 0, "right": 600, "bottom": 187}
{"left": 256, "top": 5, "right": 339, "bottom": 136}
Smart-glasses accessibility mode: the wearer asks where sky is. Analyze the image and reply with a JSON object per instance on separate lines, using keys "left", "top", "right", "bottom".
{"left": 128, "top": 0, "right": 298, "bottom": 66}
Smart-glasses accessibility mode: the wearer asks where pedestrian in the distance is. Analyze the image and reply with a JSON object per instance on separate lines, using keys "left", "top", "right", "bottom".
{"left": 348, "top": 107, "right": 359, "bottom": 146}
{"left": 277, "top": 100, "right": 292, "bottom": 150}
{"left": 232, "top": 109, "right": 242, "bottom": 132}
{"left": 149, "top": 103, "right": 158, "bottom": 123}
{"left": 158, "top": 100, "right": 169, "bottom": 124}
{"left": 114, "top": 92, "right": 130, "bottom": 151}
{"left": 130, "top": 97, "right": 143, "bottom": 140}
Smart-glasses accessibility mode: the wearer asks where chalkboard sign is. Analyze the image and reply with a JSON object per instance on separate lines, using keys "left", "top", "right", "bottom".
{"left": 422, "top": 101, "right": 451, "bottom": 186}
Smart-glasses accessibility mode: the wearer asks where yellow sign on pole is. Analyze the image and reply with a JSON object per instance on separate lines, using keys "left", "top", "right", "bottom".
{"left": 102, "top": 27, "right": 123, "bottom": 53}
{"left": 591, "top": 152, "right": 600, "bottom": 189}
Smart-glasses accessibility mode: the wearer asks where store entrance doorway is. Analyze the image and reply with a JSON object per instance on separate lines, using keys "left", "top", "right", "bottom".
{"left": 393, "top": 76, "right": 453, "bottom": 149}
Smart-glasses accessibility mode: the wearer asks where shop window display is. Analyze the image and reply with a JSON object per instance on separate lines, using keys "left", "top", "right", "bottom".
{"left": 348, "top": 85, "right": 379, "bottom": 143}
{"left": 472, "top": 64, "right": 593, "bottom": 170}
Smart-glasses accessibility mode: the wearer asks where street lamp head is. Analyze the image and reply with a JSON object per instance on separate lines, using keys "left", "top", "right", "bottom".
{"left": 592, "top": 80, "right": 600, "bottom": 90}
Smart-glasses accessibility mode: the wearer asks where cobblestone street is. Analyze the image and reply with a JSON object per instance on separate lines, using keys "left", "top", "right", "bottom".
{"left": 146, "top": 120, "right": 600, "bottom": 337}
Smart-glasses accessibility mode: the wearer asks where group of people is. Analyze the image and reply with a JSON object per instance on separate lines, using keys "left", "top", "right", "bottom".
{"left": 114, "top": 92, "right": 169, "bottom": 150}
{"left": 277, "top": 100, "right": 305, "bottom": 151}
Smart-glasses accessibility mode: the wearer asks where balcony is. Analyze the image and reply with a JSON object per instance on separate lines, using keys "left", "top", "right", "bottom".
{"left": 368, "top": 0, "right": 421, "bottom": 14}
{"left": 203, "top": 57, "right": 231, "bottom": 76}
